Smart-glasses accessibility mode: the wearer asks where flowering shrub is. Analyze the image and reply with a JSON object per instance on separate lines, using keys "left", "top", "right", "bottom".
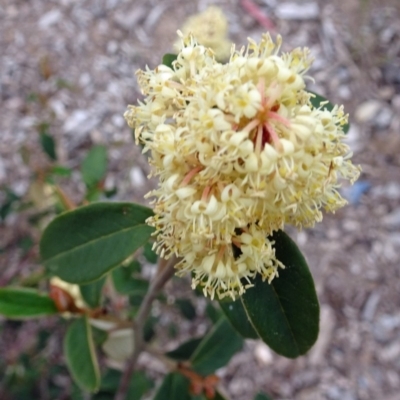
{"left": 125, "top": 33, "right": 360, "bottom": 300}
{"left": 0, "top": 32, "right": 360, "bottom": 400}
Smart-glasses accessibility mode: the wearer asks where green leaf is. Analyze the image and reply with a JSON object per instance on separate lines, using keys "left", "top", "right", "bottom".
{"left": 308, "top": 91, "right": 350, "bottom": 133}
{"left": 254, "top": 393, "right": 273, "bottom": 400}
{"left": 56, "top": 78, "right": 74, "bottom": 90}
{"left": 18, "top": 235, "right": 34, "bottom": 256}
{"left": 27, "top": 92, "right": 39, "bottom": 102}
{"left": 40, "top": 202, "right": 154, "bottom": 284}
{"left": 143, "top": 242, "right": 157, "bottom": 263}
{"left": 80, "top": 277, "right": 106, "bottom": 308}
{"left": 93, "top": 369, "right": 153, "bottom": 400}
{"left": 0, "top": 287, "right": 57, "bottom": 319}
{"left": 166, "top": 337, "right": 203, "bottom": 361}
{"left": 192, "top": 392, "right": 228, "bottom": 400}
{"left": 85, "top": 186, "right": 102, "bottom": 202}
{"left": 219, "top": 298, "right": 259, "bottom": 339}
{"left": 91, "top": 326, "right": 108, "bottom": 346}
{"left": 71, "top": 382, "right": 86, "bottom": 400}
{"left": 51, "top": 165, "right": 72, "bottom": 177}
{"left": 81, "top": 145, "right": 107, "bottom": 188}
{"left": 176, "top": 298, "right": 196, "bottom": 321}
{"left": 162, "top": 54, "right": 177, "bottom": 69}
{"left": 190, "top": 318, "right": 243, "bottom": 375}
{"left": 241, "top": 230, "right": 320, "bottom": 358}
{"left": 143, "top": 316, "right": 158, "bottom": 342}
{"left": 38, "top": 123, "right": 57, "bottom": 161}
{"left": 205, "top": 302, "right": 223, "bottom": 324}
{"left": 64, "top": 316, "right": 100, "bottom": 392}
{"left": 153, "top": 372, "right": 191, "bottom": 400}
{"left": 40, "top": 133, "right": 57, "bottom": 161}
{"left": 112, "top": 264, "right": 149, "bottom": 296}
{"left": 0, "top": 189, "right": 20, "bottom": 220}
{"left": 104, "top": 187, "right": 118, "bottom": 198}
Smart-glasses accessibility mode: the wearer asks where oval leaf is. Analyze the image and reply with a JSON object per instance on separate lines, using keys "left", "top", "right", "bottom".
{"left": 64, "top": 316, "right": 100, "bottom": 392}
{"left": 176, "top": 298, "right": 196, "bottom": 321}
{"left": 40, "top": 202, "right": 154, "bottom": 284}
{"left": 205, "top": 302, "right": 223, "bottom": 324}
{"left": 112, "top": 265, "right": 149, "bottom": 296}
{"left": 190, "top": 318, "right": 243, "bottom": 376}
{"left": 162, "top": 53, "right": 177, "bottom": 69}
{"left": 143, "top": 242, "right": 157, "bottom": 263}
{"left": 81, "top": 145, "right": 107, "bottom": 188}
{"left": 308, "top": 91, "right": 349, "bottom": 133}
{"left": 93, "top": 369, "right": 153, "bottom": 400}
{"left": 153, "top": 372, "right": 191, "bottom": 400}
{"left": 80, "top": 277, "right": 106, "bottom": 308}
{"left": 219, "top": 298, "right": 259, "bottom": 339}
{"left": 166, "top": 337, "right": 203, "bottom": 361}
{"left": 0, "top": 287, "right": 58, "bottom": 319}
{"left": 40, "top": 132, "right": 57, "bottom": 161}
{"left": 242, "top": 230, "right": 320, "bottom": 358}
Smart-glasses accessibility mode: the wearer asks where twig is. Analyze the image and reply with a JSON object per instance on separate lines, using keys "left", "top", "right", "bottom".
{"left": 53, "top": 185, "right": 76, "bottom": 210}
{"left": 240, "top": 0, "right": 275, "bottom": 31}
{"left": 114, "top": 256, "right": 177, "bottom": 400}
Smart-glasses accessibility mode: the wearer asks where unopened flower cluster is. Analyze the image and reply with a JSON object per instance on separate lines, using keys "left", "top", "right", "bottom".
{"left": 125, "top": 33, "right": 360, "bottom": 299}
{"left": 174, "top": 6, "right": 231, "bottom": 61}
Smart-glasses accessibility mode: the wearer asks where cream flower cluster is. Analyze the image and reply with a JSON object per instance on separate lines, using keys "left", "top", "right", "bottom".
{"left": 174, "top": 6, "right": 231, "bottom": 61}
{"left": 125, "top": 33, "right": 360, "bottom": 299}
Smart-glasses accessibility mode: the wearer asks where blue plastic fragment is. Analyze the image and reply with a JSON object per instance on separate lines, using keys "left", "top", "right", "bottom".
{"left": 341, "top": 180, "right": 371, "bottom": 205}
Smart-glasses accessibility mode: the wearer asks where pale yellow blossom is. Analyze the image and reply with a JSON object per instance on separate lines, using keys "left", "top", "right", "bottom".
{"left": 124, "top": 33, "right": 361, "bottom": 299}
{"left": 174, "top": 6, "right": 231, "bottom": 61}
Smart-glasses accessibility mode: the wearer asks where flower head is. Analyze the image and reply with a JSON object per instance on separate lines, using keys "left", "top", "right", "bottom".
{"left": 125, "top": 33, "right": 360, "bottom": 299}
{"left": 174, "top": 6, "right": 231, "bottom": 61}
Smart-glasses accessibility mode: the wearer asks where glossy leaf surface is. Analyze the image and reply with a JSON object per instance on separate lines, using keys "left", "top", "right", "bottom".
{"left": 41, "top": 202, "right": 154, "bottom": 284}
{"left": 176, "top": 298, "right": 196, "bottom": 321}
{"left": 190, "top": 318, "right": 243, "bottom": 375}
{"left": 143, "top": 242, "right": 157, "bottom": 263}
{"left": 219, "top": 298, "right": 259, "bottom": 339}
{"left": 92, "top": 369, "right": 152, "bottom": 400}
{"left": 64, "top": 316, "right": 100, "bottom": 392}
{"left": 112, "top": 264, "right": 149, "bottom": 296}
{"left": 80, "top": 277, "right": 106, "bottom": 308}
{"left": 0, "top": 288, "right": 57, "bottom": 319}
{"left": 242, "top": 230, "right": 319, "bottom": 358}
{"left": 153, "top": 372, "right": 191, "bottom": 400}
{"left": 166, "top": 337, "right": 203, "bottom": 361}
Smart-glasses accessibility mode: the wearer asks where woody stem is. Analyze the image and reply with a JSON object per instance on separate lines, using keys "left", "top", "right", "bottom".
{"left": 114, "top": 257, "right": 177, "bottom": 400}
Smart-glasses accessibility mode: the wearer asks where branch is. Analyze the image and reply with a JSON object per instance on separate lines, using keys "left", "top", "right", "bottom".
{"left": 114, "top": 256, "right": 177, "bottom": 400}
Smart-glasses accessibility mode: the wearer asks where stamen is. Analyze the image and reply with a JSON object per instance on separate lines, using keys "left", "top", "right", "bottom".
{"left": 232, "top": 239, "right": 242, "bottom": 248}
{"left": 201, "top": 185, "right": 212, "bottom": 202}
{"left": 265, "top": 122, "right": 283, "bottom": 152}
{"left": 167, "top": 80, "right": 186, "bottom": 91}
{"left": 268, "top": 111, "right": 291, "bottom": 127}
{"left": 180, "top": 166, "right": 202, "bottom": 186}
{"left": 255, "top": 124, "right": 263, "bottom": 155}
{"left": 257, "top": 78, "right": 266, "bottom": 106}
{"left": 216, "top": 245, "right": 226, "bottom": 263}
{"left": 265, "top": 83, "right": 281, "bottom": 109}
{"left": 242, "top": 118, "right": 260, "bottom": 133}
